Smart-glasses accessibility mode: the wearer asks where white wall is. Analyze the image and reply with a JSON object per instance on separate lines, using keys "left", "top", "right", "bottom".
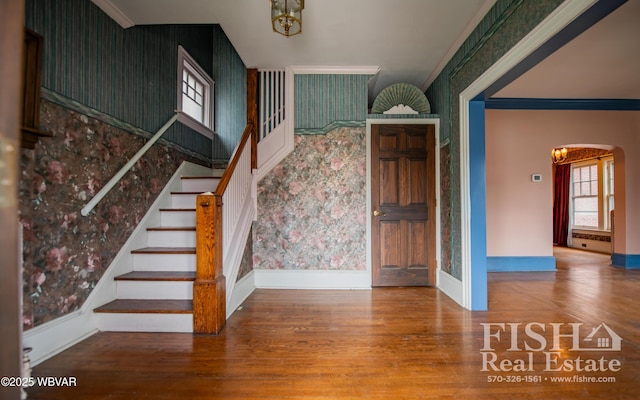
{"left": 486, "top": 109, "right": 640, "bottom": 257}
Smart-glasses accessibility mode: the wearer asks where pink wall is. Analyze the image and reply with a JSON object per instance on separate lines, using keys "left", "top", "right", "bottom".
{"left": 486, "top": 110, "right": 640, "bottom": 257}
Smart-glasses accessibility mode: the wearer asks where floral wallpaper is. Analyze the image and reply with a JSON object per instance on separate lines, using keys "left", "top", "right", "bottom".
{"left": 440, "top": 143, "right": 452, "bottom": 275}
{"left": 236, "top": 227, "right": 254, "bottom": 281}
{"left": 20, "top": 100, "right": 210, "bottom": 330}
{"left": 253, "top": 127, "right": 367, "bottom": 271}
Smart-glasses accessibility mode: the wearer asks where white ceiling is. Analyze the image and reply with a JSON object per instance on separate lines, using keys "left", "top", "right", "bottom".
{"left": 94, "top": 0, "right": 495, "bottom": 100}
{"left": 94, "top": 0, "right": 640, "bottom": 102}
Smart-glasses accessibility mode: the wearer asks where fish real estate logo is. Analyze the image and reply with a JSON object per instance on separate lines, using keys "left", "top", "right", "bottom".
{"left": 480, "top": 322, "right": 623, "bottom": 373}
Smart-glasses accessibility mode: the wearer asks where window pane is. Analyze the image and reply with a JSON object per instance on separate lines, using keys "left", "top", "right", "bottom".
{"left": 182, "top": 94, "right": 203, "bottom": 123}
{"left": 574, "top": 213, "right": 598, "bottom": 227}
{"left": 590, "top": 165, "right": 598, "bottom": 178}
{"left": 591, "top": 181, "right": 598, "bottom": 194}
{"left": 581, "top": 182, "right": 590, "bottom": 195}
{"left": 574, "top": 197, "right": 598, "bottom": 227}
{"left": 580, "top": 167, "right": 590, "bottom": 181}
{"left": 573, "top": 168, "right": 580, "bottom": 180}
{"left": 575, "top": 196, "right": 597, "bottom": 212}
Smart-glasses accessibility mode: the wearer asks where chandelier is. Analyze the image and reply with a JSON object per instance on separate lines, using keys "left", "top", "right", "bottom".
{"left": 551, "top": 147, "right": 568, "bottom": 164}
{"left": 271, "top": 0, "right": 304, "bottom": 37}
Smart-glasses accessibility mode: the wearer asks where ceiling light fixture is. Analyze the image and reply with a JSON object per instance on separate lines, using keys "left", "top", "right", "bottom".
{"left": 271, "top": 0, "right": 304, "bottom": 37}
{"left": 551, "top": 147, "right": 568, "bottom": 164}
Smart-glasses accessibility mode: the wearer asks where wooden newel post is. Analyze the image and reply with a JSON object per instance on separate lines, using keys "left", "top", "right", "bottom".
{"left": 194, "top": 192, "right": 226, "bottom": 334}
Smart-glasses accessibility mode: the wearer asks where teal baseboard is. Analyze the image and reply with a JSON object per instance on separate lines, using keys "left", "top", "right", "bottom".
{"left": 487, "top": 256, "right": 556, "bottom": 272}
{"left": 611, "top": 253, "right": 640, "bottom": 269}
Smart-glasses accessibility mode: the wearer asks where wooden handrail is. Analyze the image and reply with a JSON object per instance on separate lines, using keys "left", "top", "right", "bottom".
{"left": 194, "top": 124, "right": 254, "bottom": 334}
{"left": 214, "top": 122, "right": 254, "bottom": 196}
{"left": 193, "top": 69, "right": 258, "bottom": 334}
{"left": 193, "top": 69, "right": 258, "bottom": 335}
{"left": 247, "top": 68, "right": 258, "bottom": 170}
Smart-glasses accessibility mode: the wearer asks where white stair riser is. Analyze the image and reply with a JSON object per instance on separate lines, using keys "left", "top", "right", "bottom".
{"left": 147, "top": 230, "right": 196, "bottom": 247}
{"left": 160, "top": 211, "right": 195, "bottom": 226}
{"left": 116, "top": 281, "right": 193, "bottom": 300}
{"left": 171, "top": 193, "right": 199, "bottom": 209}
{"left": 133, "top": 253, "right": 195, "bottom": 272}
{"left": 180, "top": 178, "right": 220, "bottom": 193}
{"left": 96, "top": 313, "right": 193, "bottom": 333}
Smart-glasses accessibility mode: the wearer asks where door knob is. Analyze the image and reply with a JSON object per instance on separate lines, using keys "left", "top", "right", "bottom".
{"left": 373, "top": 210, "right": 386, "bottom": 217}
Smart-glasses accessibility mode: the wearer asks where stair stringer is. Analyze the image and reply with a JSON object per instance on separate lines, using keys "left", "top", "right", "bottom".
{"left": 255, "top": 122, "right": 293, "bottom": 181}
{"left": 23, "top": 161, "right": 211, "bottom": 366}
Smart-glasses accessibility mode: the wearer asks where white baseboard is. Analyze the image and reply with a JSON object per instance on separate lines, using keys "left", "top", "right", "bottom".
{"left": 227, "top": 271, "right": 256, "bottom": 317}
{"left": 254, "top": 269, "right": 371, "bottom": 289}
{"left": 23, "top": 310, "right": 98, "bottom": 366}
{"left": 23, "top": 161, "right": 210, "bottom": 366}
{"left": 437, "top": 270, "right": 463, "bottom": 307}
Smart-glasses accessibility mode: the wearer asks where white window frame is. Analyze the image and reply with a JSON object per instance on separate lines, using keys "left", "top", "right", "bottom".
{"left": 571, "top": 161, "right": 599, "bottom": 230}
{"left": 569, "top": 157, "right": 614, "bottom": 232}
{"left": 177, "top": 45, "right": 214, "bottom": 139}
{"left": 603, "top": 158, "right": 615, "bottom": 230}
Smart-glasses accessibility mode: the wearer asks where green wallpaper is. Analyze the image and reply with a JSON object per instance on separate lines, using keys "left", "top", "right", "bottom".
{"left": 212, "top": 25, "right": 247, "bottom": 161}
{"left": 426, "top": 0, "right": 565, "bottom": 279}
{"left": 25, "top": 0, "right": 246, "bottom": 160}
{"left": 295, "top": 74, "right": 371, "bottom": 134}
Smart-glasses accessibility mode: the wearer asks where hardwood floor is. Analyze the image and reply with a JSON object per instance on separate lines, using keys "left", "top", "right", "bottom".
{"left": 27, "top": 248, "right": 640, "bottom": 399}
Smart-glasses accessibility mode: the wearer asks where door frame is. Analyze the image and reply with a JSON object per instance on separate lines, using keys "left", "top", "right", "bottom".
{"left": 458, "top": 0, "right": 596, "bottom": 310}
{"left": 366, "top": 118, "right": 441, "bottom": 288}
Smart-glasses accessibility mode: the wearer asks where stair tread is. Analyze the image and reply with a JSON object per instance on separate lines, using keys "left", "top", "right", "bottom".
{"left": 171, "top": 191, "right": 209, "bottom": 195}
{"left": 131, "top": 247, "right": 195, "bottom": 254}
{"left": 115, "top": 271, "right": 196, "bottom": 281}
{"left": 147, "top": 226, "right": 196, "bottom": 232}
{"left": 181, "top": 176, "right": 221, "bottom": 179}
{"left": 94, "top": 299, "right": 192, "bottom": 314}
{"left": 159, "top": 208, "right": 195, "bottom": 212}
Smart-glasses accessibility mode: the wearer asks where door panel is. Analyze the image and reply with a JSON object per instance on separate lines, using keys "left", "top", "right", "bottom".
{"left": 372, "top": 124, "right": 435, "bottom": 287}
{"left": 408, "top": 158, "right": 427, "bottom": 205}
{"left": 408, "top": 221, "right": 427, "bottom": 268}
{"left": 380, "top": 221, "right": 401, "bottom": 267}
{"left": 380, "top": 159, "right": 399, "bottom": 205}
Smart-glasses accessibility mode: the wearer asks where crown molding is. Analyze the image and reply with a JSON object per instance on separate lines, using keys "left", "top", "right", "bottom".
{"left": 91, "top": 0, "right": 134, "bottom": 29}
{"left": 289, "top": 66, "right": 380, "bottom": 75}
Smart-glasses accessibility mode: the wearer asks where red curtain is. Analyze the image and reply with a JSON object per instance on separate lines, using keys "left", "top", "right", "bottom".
{"left": 553, "top": 164, "right": 571, "bottom": 246}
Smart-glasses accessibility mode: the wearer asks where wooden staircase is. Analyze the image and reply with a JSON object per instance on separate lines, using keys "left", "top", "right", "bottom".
{"left": 93, "top": 173, "right": 223, "bottom": 332}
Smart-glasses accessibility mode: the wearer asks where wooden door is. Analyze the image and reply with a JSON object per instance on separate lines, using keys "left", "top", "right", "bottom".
{"left": 371, "top": 124, "right": 436, "bottom": 286}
